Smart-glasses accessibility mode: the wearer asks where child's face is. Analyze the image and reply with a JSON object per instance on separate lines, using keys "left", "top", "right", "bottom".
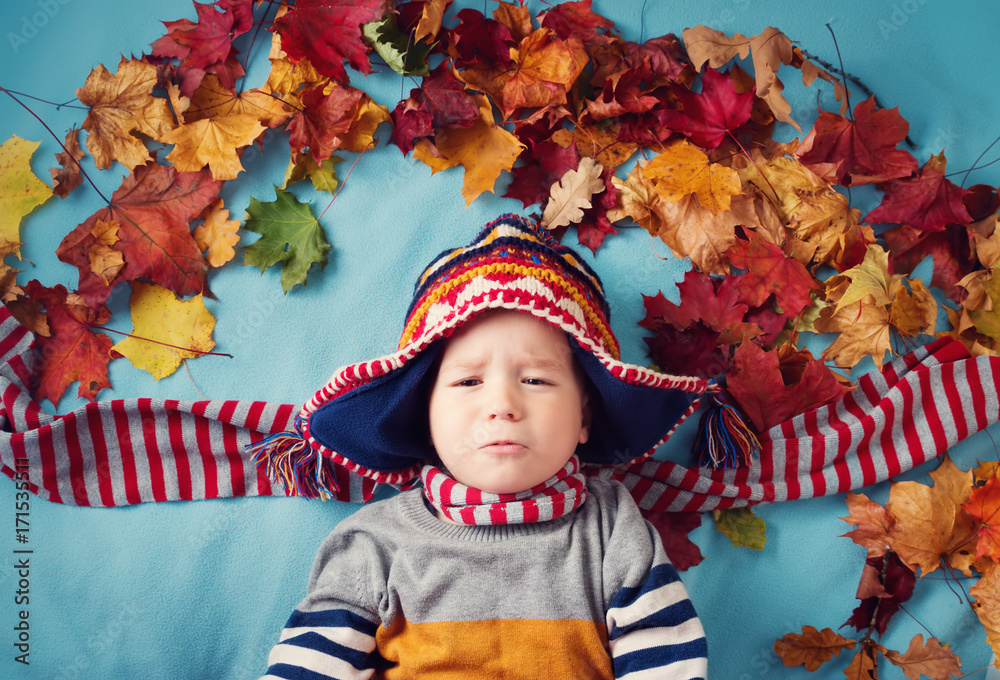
{"left": 428, "top": 310, "right": 590, "bottom": 495}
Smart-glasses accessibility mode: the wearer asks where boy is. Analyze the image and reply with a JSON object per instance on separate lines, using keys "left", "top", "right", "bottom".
{"left": 254, "top": 214, "right": 709, "bottom": 679}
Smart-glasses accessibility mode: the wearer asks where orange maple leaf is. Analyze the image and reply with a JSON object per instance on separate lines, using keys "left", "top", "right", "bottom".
{"left": 193, "top": 199, "right": 241, "bottom": 268}
{"left": 644, "top": 139, "right": 742, "bottom": 214}
{"left": 413, "top": 95, "right": 524, "bottom": 205}
{"left": 50, "top": 128, "right": 85, "bottom": 198}
{"left": 773, "top": 625, "right": 855, "bottom": 671}
{"left": 964, "top": 474, "right": 1000, "bottom": 562}
{"left": 457, "top": 28, "right": 588, "bottom": 118}
{"left": 840, "top": 492, "right": 895, "bottom": 558}
{"left": 886, "top": 454, "right": 978, "bottom": 576}
{"left": 971, "top": 560, "right": 1000, "bottom": 665}
{"left": 76, "top": 57, "right": 176, "bottom": 171}
{"left": 161, "top": 113, "right": 265, "bottom": 181}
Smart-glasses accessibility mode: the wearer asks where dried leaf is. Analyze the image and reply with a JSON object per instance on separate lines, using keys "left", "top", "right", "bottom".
{"left": 50, "top": 128, "right": 85, "bottom": 198}
{"left": 0, "top": 136, "right": 50, "bottom": 256}
{"left": 644, "top": 139, "right": 742, "bottom": 214}
{"left": 841, "top": 492, "right": 895, "bottom": 558}
{"left": 193, "top": 199, "right": 241, "bottom": 268}
{"left": 884, "top": 635, "right": 962, "bottom": 680}
{"left": 773, "top": 625, "right": 855, "bottom": 671}
{"left": 712, "top": 506, "right": 766, "bottom": 549}
{"left": 541, "top": 156, "right": 605, "bottom": 229}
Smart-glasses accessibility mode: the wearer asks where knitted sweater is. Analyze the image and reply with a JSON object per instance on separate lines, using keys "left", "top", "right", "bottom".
{"left": 259, "top": 478, "right": 708, "bottom": 679}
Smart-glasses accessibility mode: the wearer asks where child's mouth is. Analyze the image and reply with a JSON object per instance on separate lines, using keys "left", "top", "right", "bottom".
{"left": 480, "top": 441, "right": 525, "bottom": 454}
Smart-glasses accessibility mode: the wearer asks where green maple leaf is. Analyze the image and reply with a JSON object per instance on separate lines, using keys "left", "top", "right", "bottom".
{"left": 243, "top": 186, "right": 331, "bottom": 293}
{"left": 713, "top": 507, "right": 767, "bottom": 550}
{"left": 362, "top": 16, "right": 432, "bottom": 77}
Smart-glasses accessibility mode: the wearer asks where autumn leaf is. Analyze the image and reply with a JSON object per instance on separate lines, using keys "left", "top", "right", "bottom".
{"left": 644, "top": 139, "right": 742, "bottom": 214}
{"left": 971, "top": 560, "right": 1000, "bottom": 664}
{"left": 726, "top": 340, "right": 851, "bottom": 432}
{"left": 505, "top": 140, "right": 580, "bottom": 209}
{"left": 843, "top": 643, "right": 881, "bottom": 680}
{"left": 243, "top": 186, "right": 331, "bottom": 292}
{"left": 0, "top": 135, "right": 51, "bottom": 255}
{"left": 88, "top": 219, "right": 124, "bottom": 286}
{"left": 193, "top": 199, "right": 241, "bottom": 268}
{"left": 456, "top": 27, "right": 589, "bottom": 118}
{"left": 111, "top": 282, "right": 217, "bottom": 380}
{"left": 447, "top": 8, "right": 513, "bottom": 68}
{"left": 841, "top": 492, "right": 895, "bottom": 558}
{"left": 712, "top": 507, "right": 766, "bottom": 549}
{"left": 726, "top": 230, "right": 820, "bottom": 318}
{"left": 362, "top": 14, "right": 433, "bottom": 77}
{"left": 184, "top": 75, "right": 294, "bottom": 130}
{"left": 162, "top": 111, "right": 265, "bottom": 180}
{"left": 829, "top": 244, "right": 893, "bottom": 315}
{"left": 795, "top": 95, "right": 918, "bottom": 186}
{"left": 50, "top": 128, "right": 85, "bottom": 198}
{"left": 643, "top": 510, "right": 704, "bottom": 571}
{"left": 882, "top": 223, "right": 976, "bottom": 305}
{"left": 541, "top": 156, "right": 605, "bottom": 229}
{"left": 640, "top": 270, "right": 753, "bottom": 345}
{"left": 551, "top": 122, "right": 637, "bottom": 169}
{"left": 413, "top": 95, "right": 525, "bottom": 205}
{"left": 271, "top": 0, "right": 392, "bottom": 84}
{"left": 748, "top": 27, "right": 799, "bottom": 131}
{"left": 965, "top": 265, "right": 1000, "bottom": 346}
{"left": 773, "top": 625, "right": 855, "bottom": 672}
{"left": 886, "top": 454, "right": 978, "bottom": 576}
{"left": 390, "top": 64, "right": 480, "bottom": 155}
{"left": 654, "top": 66, "right": 754, "bottom": 149}
{"left": 815, "top": 300, "right": 893, "bottom": 369}
{"left": 283, "top": 153, "right": 341, "bottom": 194}
{"left": 538, "top": 0, "right": 617, "bottom": 44}
{"left": 882, "top": 635, "right": 962, "bottom": 680}
{"left": 22, "top": 280, "right": 117, "bottom": 404}
{"left": 682, "top": 25, "right": 751, "bottom": 71}
{"left": 76, "top": 57, "right": 176, "bottom": 171}
{"left": 844, "top": 551, "right": 916, "bottom": 636}
{"left": 964, "top": 475, "right": 1000, "bottom": 561}
{"left": 56, "top": 162, "right": 222, "bottom": 309}
{"left": 865, "top": 153, "right": 973, "bottom": 233}
{"left": 414, "top": 0, "right": 453, "bottom": 43}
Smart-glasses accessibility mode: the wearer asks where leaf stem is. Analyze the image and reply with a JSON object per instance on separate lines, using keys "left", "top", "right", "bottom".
{"left": 824, "top": 24, "right": 853, "bottom": 124}
{"left": 0, "top": 89, "right": 87, "bottom": 110}
{"left": 0, "top": 84, "right": 110, "bottom": 205}
{"left": 90, "top": 323, "right": 234, "bottom": 358}
{"left": 316, "top": 147, "right": 368, "bottom": 221}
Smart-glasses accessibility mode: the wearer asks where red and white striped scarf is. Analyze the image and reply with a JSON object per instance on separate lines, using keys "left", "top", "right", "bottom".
{"left": 420, "top": 456, "right": 588, "bottom": 525}
{"left": 1, "top": 307, "right": 998, "bottom": 513}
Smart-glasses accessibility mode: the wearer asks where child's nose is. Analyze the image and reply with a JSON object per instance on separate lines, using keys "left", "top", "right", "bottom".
{"left": 486, "top": 381, "right": 521, "bottom": 420}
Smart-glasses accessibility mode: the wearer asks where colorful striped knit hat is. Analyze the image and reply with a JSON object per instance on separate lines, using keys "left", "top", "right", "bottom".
{"left": 251, "top": 213, "right": 758, "bottom": 499}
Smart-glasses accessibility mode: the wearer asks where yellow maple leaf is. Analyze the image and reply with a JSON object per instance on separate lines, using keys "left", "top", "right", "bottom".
{"left": 551, "top": 122, "right": 638, "bottom": 169}
{"left": 414, "top": 95, "right": 524, "bottom": 205}
{"left": 284, "top": 153, "right": 341, "bottom": 194}
{"left": 76, "top": 57, "right": 176, "bottom": 171}
{"left": 827, "top": 245, "right": 894, "bottom": 315}
{"left": 815, "top": 300, "right": 893, "bottom": 368}
{"left": 644, "top": 139, "right": 741, "bottom": 214}
{"left": 414, "top": 0, "right": 453, "bottom": 43}
{"left": 0, "top": 135, "right": 51, "bottom": 255}
{"left": 193, "top": 199, "right": 241, "bottom": 268}
{"left": 162, "top": 113, "right": 266, "bottom": 181}
{"left": 338, "top": 95, "right": 392, "bottom": 153}
{"left": 186, "top": 75, "right": 294, "bottom": 130}
{"left": 112, "top": 282, "right": 217, "bottom": 380}
{"left": 610, "top": 161, "right": 740, "bottom": 274}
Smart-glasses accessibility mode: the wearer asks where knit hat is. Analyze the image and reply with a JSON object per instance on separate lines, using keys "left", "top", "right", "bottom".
{"left": 251, "top": 214, "right": 758, "bottom": 498}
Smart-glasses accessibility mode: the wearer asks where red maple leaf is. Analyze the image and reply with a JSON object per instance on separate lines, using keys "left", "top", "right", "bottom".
{"left": 504, "top": 140, "right": 581, "bottom": 208}
{"left": 725, "top": 340, "right": 851, "bottom": 432}
{"left": 640, "top": 270, "right": 753, "bottom": 344}
{"left": 843, "top": 552, "right": 916, "bottom": 636}
{"left": 390, "top": 64, "right": 480, "bottom": 154}
{"left": 271, "top": 0, "right": 391, "bottom": 83}
{"left": 539, "top": 0, "right": 617, "bottom": 43}
{"left": 585, "top": 61, "right": 665, "bottom": 122}
{"left": 574, "top": 167, "right": 621, "bottom": 254}
{"left": 448, "top": 8, "right": 513, "bottom": 68}
{"left": 795, "top": 95, "right": 918, "bottom": 186}
{"left": 655, "top": 67, "right": 754, "bottom": 149}
{"left": 865, "top": 153, "right": 973, "bottom": 232}
{"left": 149, "top": 0, "right": 249, "bottom": 95}
{"left": 22, "top": 281, "right": 120, "bottom": 405}
{"left": 55, "top": 161, "right": 222, "bottom": 310}
{"left": 727, "top": 230, "right": 820, "bottom": 318}
{"left": 288, "top": 85, "right": 366, "bottom": 162}
{"left": 882, "top": 224, "right": 975, "bottom": 304}
{"left": 643, "top": 510, "right": 705, "bottom": 571}
{"left": 643, "top": 320, "right": 729, "bottom": 381}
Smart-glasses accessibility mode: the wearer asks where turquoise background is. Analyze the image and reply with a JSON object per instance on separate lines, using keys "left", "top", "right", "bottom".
{"left": 1, "top": 0, "right": 999, "bottom": 678}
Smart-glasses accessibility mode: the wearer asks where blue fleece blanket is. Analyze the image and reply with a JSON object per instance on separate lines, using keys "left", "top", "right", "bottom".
{"left": 0, "top": 1, "right": 997, "bottom": 678}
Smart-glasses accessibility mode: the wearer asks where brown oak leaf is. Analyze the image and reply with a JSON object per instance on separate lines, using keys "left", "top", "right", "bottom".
{"left": 773, "top": 625, "right": 855, "bottom": 672}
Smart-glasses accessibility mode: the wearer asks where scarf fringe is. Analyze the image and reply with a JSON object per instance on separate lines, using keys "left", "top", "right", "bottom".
{"left": 246, "top": 415, "right": 340, "bottom": 500}
{"left": 695, "top": 383, "right": 761, "bottom": 469}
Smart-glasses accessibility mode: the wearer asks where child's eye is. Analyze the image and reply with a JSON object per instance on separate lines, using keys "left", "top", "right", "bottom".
{"left": 522, "top": 377, "right": 551, "bottom": 386}
{"left": 453, "top": 378, "right": 481, "bottom": 387}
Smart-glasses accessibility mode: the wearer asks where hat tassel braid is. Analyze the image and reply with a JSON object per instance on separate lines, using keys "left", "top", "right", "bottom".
{"left": 694, "top": 382, "right": 761, "bottom": 468}
{"left": 247, "top": 414, "right": 340, "bottom": 500}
